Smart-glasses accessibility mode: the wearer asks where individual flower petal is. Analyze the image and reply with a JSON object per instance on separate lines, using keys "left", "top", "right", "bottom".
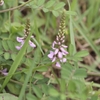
{"left": 52, "top": 57, "right": 56, "bottom": 62}
{"left": 48, "top": 51, "right": 54, "bottom": 59}
{"left": 58, "top": 52, "right": 63, "bottom": 58}
{"left": 54, "top": 49, "right": 59, "bottom": 55}
{"left": 58, "top": 42, "right": 61, "bottom": 45}
{"left": 60, "top": 58, "right": 66, "bottom": 62}
{"left": 17, "top": 37, "right": 24, "bottom": 43}
{"left": 62, "top": 45, "right": 68, "bottom": 48}
{"left": 55, "top": 62, "right": 61, "bottom": 68}
{"left": 62, "top": 52, "right": 66, "bottom": 56}
{"left": 29, "top": 40, "right": 36, "bottom": 48}
{"left": 16, "top": 42, "right": 24, "bottom": 50}
{"left": 60, "top": 47, "right": 68, "bottom": 54}
{"left": 16, "top": 46, "right": 22, "bottom": 50}
{"left": 52, "top": 41, "right": 57, "bottom": 49}
{"left": 0, "top": 68, "right": 8, "bottom": 76}
{"left": 2, "top": 71, "right": 8, "bottom": 76}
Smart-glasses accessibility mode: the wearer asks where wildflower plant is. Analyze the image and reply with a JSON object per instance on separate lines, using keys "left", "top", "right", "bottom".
{"left": 16, "top": 19, "right": 36, "bottom": 50}
{"left": 0, "top": 0, "right": 100, "bottom": 100}
{"left": 48, "top": 12, "right": 68, "bottom": 68}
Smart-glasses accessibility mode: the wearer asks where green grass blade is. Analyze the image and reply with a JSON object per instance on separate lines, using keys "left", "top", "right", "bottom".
{"left": 69, "top": 15, "right": 76, "bottom": 54}
{"left": 33, "top": 38, "right": 44, "bottom": 55}
{"left": 18, "top": 49, "right": 41, "bottom": 100}
{"left": 73, "top": 22, "right": 100, "bottom": 57}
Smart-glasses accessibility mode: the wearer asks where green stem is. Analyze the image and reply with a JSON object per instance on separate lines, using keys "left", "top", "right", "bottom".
{"left": 87, "top": 72, "right": 100, "bottom": 77}
{"left": 0, "top": 0, "right": 32, "bottom": 13}
{"left": 51, "top": 67, "right": 60, "bottom": 85}
{"left": 10, "top": 79, "right": 29, "bottom": 87}
{"left": 86, "top": 82, "right": 100, "bottom": 88}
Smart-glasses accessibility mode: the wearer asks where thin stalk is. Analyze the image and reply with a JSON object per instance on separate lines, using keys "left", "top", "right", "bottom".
{"left": 0, "top": 0, "right": 32, "bottom": 13}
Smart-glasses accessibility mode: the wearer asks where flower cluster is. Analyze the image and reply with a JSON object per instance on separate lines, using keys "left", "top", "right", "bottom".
{"left": 16, "top": 35, "right": 36, "bottom": 50}
{"left": 16, "top": 19, "right": 36, "bottom": 50}
{"left": 48, "top": 34, "right": 68, "bottom": 68}
{"left": 0, "top": 68, "right": 8, "bottom": 76}
{"left": 48, "top": 12, "right": 68, "bottom": 68}
{"left": 0, "top": 0, "right": 4, "bottom": 6}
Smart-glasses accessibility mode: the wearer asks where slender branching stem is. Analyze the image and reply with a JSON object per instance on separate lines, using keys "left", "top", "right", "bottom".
{"left": 0, "top": 0, "right": 32, "bottom": 13}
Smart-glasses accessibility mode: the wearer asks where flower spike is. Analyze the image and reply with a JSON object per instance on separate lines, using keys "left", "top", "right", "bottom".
{"left": 48, "top": 12, "right": 68, "bottom": 68}
{"left": 16, "top": 19, "right": 36, "bottom": 50}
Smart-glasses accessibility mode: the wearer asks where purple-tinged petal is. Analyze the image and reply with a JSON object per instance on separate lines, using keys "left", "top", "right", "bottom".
{"left": 63, "top": 58, "right": 67, "bottom": 62}
{"left": 0, "top": 68, "right": 8, "bottom": 76}
{"left": 2, "top": 72, "right": 8, "bottom": 76}
{"left": 29, "top": 40, "right": 36, "bottom": 48}
{"left": 17, "top": 37, "right": 24, "bottom": 43}
{"left": 55, "top": 62, "right": 61, "bottom": 68}
{"left": 52, "top": 41, "right": 57, "bottom": 49}
{"left": 58, "top": 52, "right": 63, "bottom": 58}
{"left": 16, "top": 46, "right": 22, "bottom": 50}
{"left": 58, "top": 42, "right": 61, "bottom": 45}
{"left": 62, "top": 45, "right": 68, "bottom": 48}
{"left": 16, "top": 42, "right": 24, "bottom": 50}
{"left": 62, "top": 52, "right": 66, "bottom": 56}
{"left": 60, "top": 58, "right": 66, "bottom": 62}
{"left": 60, "top": 47, "right": 68, "bottom": 54}
{"left": 52, "top": 57, "right": 56, "bottom": 62}
{"left": 2, "top": 68, "right": 7, "bottom": 72}
{"left": 48, "top": 51, "right": 54, "bottom": 59}
{"left": 54, "top": 49, "right": 59, "bottom": 55}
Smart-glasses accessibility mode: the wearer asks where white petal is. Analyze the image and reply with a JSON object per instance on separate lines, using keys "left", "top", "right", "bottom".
{"left": 60, "top": 58, "right": 66, "bottom": 62}
{"left": 52, "top": 41, "right": 57, "bottom": 49}
{"left": 58, "top": 52, "right": 63, "bottom": 58}
{"left": 2, "top": 72, "right": 8, "bottom": 76}
{"left": 54, "top": 49, "right": 59, "bottom": 55}
{"left": 31, "top": 35, "right": 34, "bottom": 38}
{"left": 48, "top": 51, "right": 54, "bottom": 59}
{"left": 62, "top": 45, "right": 68, "bottom": 48}
{"left": 58, "top": 42, "right": 61, "bottom": 45}
{"left": 17, "top": 37, "right": 24, "bottom": 43}
{"left": 55, "top": 62, "right": 61, "bottom": 68}
{"left": 29, "top": 40, "right": 36, "bottom": 48}
{"left": 60, "top": 47, "right": 68, "bottom": 54}
{"left": 52, "top": 57, "right": 56, "bottom": 62}
{"left": 16, "top": 46, "right": 22, "bottom": 50}
{"left": 16, "top": 42, "right": 24, "bottom": 50}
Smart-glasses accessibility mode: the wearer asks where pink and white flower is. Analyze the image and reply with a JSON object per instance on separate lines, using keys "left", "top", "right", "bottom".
{"left": 16, "top": 36, "right": 36, "bottom": 50}
{"left": 48, "top": 34, "right": 68, "bottom": 68}
{"left": 0, "top": 68, "right": 8, "bottom": 76}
